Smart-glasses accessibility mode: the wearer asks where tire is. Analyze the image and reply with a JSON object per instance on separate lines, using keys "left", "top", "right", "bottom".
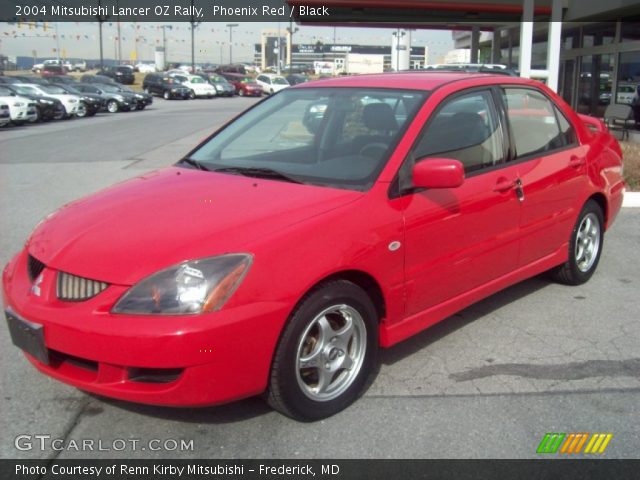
{"left": 550, "top": 200, "right": 604, "bottom": 285}
{"left": 106, "top": 100, "right": 119, "bottom": 113}
{"left": 266, "top": 280, "right": 378, "bottom": 421}
{"left": 239, "top": 89, "right": 245, "bottom": 97}
{"left": 163, "top": 90, "right": 170, "bottom": 100}
{"left": 12, "top": 120, "right": 26, "bottom": 126}
{"left": 144, "top": 87, "right": 151, "bottom": 94}
{"left": 189, "top": 90, "right": 196, "bottom": 99}
{"left": 76, "top": 102, "right": 88, "bottom": 118}
{"left": 30, "top": 108, "right": 40, "bottom": 123}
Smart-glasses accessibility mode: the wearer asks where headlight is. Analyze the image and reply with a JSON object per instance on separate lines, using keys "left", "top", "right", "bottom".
{"left": 112, "top": 254, "right": 252, "bottom": 315}
{"left": 215, "top": 85, "right": 223, "bottom": 91}
{"left": 113, "top": 94, "right": 124, "bottom": 101}
{"left": 39, "top": 99, "right": 54, "bottom": 105}
{"left": 68, "top": 98, "right": 78, "bottom": 103}
{"left": 13, "top": 102, "right": 25, "bottom": 107}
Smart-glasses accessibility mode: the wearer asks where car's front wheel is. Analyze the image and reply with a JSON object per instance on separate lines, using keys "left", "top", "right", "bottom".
{"left": 267, "top": 280, "right": 378, "bottom": 421}
{"left": 106, "top": 100, "right": 119, "bottom": 113}
{"left": 76, "top": 102, "right": 88, "bottom": 118}
{"left": 163, "top": 90, "right": 170, "bottom": 100}
{"left": 551, "top": 199, "right": 604, "bottom": 285}
{"left": 189, "top": 90, "right": 196, "bottom": 99}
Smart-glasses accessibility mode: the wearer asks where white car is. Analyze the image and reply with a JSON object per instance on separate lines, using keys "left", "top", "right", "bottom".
{"left": 32, "top": 59, "right": 62, "bottom": 73}
{"left": 0, "top": 86, "right": 38, "bottom": 125}
{"left": 15, "top": 83, "right": 81, "bottom": 118}
{"left": 136, "top": 63, "right": 156, "bottom": 73}
{"left": 255, "top": 74, "right": 290, "bottom": 95}
{"left": 616, "top": 84, "right": 637, "bottom": 104}
{"left": 169, "top": 74, "right": 216, "bottom": 99}
{"left": 0, "top": 100, "right": 12, "bottom": 127}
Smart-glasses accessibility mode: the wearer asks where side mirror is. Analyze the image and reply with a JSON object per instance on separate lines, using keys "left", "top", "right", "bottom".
{"left": 412, "top": 158, "right": 464, "bottom": 189}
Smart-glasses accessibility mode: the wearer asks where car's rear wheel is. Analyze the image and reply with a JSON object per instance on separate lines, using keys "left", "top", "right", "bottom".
{"left": 551, "top": 200, "right": 604, "bottom": 285}
{"left": 266, "top": 280, "right": 378, "bottom": 421}
{"left": 163, "top": 90, "right": 170, "bottom": 100}
{"left": 189, "top": 90, "right": 196, "bottom": 99}
{"left": 239, "top": 89, "right": 245, "bottom": 97}
{"left": 144, "top": 87, "right": 151, "bottom": 94}
{"left": 106, "top": 100, "right": 119, "bottom": 113}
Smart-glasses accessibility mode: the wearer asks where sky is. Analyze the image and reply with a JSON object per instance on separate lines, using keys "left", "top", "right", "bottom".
{"left": 0, "top": 21, "right": 455, "bottom": 64}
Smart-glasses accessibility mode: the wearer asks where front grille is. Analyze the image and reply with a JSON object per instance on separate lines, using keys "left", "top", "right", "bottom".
{"left": 57, "top": 271, "right": 109, "bottom": 301}
{"left": 27, "top": 255, "right": 46, "bottom": 282}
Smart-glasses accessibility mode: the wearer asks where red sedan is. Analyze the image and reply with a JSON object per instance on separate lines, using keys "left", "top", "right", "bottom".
{"left": 3, "top": 73, "right": 624, "bottom": 421}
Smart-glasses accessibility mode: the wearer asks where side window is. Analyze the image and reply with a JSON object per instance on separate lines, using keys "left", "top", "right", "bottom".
{"left": 502, "top": 88, "right": 571, "bottom": 158}
{"left": 414, "top": 90, "right": 504, "bottom": 173}
{"left": 554, "top": 106, "right": 578, "bottom": 146}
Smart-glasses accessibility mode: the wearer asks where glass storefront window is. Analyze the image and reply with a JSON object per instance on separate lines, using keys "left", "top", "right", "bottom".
{"left": 582, "top": 23, "right": 617, "bottom": 47}
{"left": 621, "top": 17, "right": 640, "bottom": 43}
{"left": 577, "top": 54, "right": 614, "bottom": 117}
{"left": 616, "top": 51, "right": 640, "bottom": 106}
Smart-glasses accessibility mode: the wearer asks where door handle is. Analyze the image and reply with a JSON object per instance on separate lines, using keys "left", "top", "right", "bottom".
{"left": 494, "top": 178, "right": 515, "bottom": 192}
{"left": 569, "top": 156, "right": 586, "bottom": 168}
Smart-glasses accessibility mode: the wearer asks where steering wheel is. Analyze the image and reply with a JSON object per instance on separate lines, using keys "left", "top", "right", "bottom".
{"left": 359, "top": 142, "right": 388, "bottom": 159}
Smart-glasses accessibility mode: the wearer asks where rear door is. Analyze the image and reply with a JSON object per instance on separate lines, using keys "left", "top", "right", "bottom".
{"left": 398, "top": 88, "right": 521, "bottom": 316}
{"left": 499, "top": 87, "right": 586, "bottom": 266}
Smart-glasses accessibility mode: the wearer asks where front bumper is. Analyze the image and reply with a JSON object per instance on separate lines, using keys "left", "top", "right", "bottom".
{"left": 2, "top": 249, "right": 287, "bottom": 406}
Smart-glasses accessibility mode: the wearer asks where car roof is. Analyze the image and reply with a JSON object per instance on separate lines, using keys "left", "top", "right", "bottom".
{"left": 295, "top": 72, "right": 531, "bottom": 91}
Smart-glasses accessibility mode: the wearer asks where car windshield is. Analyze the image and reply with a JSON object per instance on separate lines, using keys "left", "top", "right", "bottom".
{"left": 273, "top": 77, "right": 289, "bottom": 85}
{"left": 0, "top": 86, "right": 13, "bottom": 96}
{"left": 210, "top": 75, "right": 227, "bottom": 83}
{"left": 41, "top": 85, "right": 66, "bottom": 94}
{"left": 187, "top": 87, "right": 427, "bottom": 190}
{"left": 13, "top": 85, "right": 39, "bottom": 95}
{"left": 190, "top": 77, "right": 205, "bottom": 84}
{"left": 241, "top": 77, "right": 254, "bottom": 83}
{"left": 100, "top": 84, "right": 121, "bottom": 93}
{"left": 62, "top": 85, "right": 81, "bottom": 94}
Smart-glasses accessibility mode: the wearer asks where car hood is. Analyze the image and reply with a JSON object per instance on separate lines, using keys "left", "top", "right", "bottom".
{"left": 48, "top": 94, "right": 79, "bottom": 103}
{"left": 27, "top": 166, "right": 362, "bottom": 285}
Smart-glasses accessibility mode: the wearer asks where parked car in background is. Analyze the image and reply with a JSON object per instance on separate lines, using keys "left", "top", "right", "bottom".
{"left": 75, "top": 83, "right": 139, "bottom": 113}
{"left": 115, "top": 85, "right": 153, "bottom": 109}
{"left": 15, "top": 83, "right": 80, "bottom": 118}
{"left": 97, "top": 66, "right": 135, "bottom": 85}
{"left": 202, "top": 73, "right": 236, "bottom": 97}
{"left": 255, "top": 74, "right": 290, "bottom": 95}
{"left": 0, "top": 86, "right": 38, "bottom": 125}
{"left": 285, "top": 74, "right": 309, "bottom": 86}
{"left": 31, "top": 59, "right": 61, "bottom": 73}
{"left": 41, "top": 65, "right": 67, "bottom": 78}
{"left": 142, "top": 73, "right": 191, "bottom": 100}
{"left": 219, "top": 72, "right": 263, "bottom": 96}
{"left": 215, "top": 64, "right": 247, "bottom": 75}
{"left": 135, "top": 63, "right": 156, "bottom": 74}
{"left": 616, "top": 84, "right": 637, "bottom": 104}
{"left": 72, "top": 60, "right": 87, "bottom": 72}
{"left": 0, "top": 100, "right": 11, "bottom": 127}
{"left": 80, "top": 74, "right": 118, "bottom": 85}
{"left": 168, "top": 73, "right": 216, "bottom": 99}
{"left": 5, "top": 84, "right": 65, "bottom": 121}
{"left": 55, "top": 84, "right": 105, "bottom": 117}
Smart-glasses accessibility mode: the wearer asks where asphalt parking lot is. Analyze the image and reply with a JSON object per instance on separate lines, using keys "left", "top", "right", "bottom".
{"left": 1, "top": 97, "right": 639, "bottom": 460}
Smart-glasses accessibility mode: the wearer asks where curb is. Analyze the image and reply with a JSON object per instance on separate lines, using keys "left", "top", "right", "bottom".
{"left": 623, "top": 191, "right": 640, "bottom": 208}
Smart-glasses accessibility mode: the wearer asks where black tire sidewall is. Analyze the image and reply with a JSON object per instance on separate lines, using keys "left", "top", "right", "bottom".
{"left": 270, "top": 281, "right": 378, "bottom": 421}
{"left": 567, "top": 200, "right": 605, "bottom": 284}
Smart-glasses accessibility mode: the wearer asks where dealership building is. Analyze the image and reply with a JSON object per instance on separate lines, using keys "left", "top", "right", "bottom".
{"left": 290, "top": 0, "right": 640, "bottom": 128}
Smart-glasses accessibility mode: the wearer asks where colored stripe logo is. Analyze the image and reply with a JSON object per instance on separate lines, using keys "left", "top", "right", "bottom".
{"left": 537, "top": 433, "right": 613, "bottom": 454}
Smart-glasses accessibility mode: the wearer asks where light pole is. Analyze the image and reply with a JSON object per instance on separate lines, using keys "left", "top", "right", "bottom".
{"left": 160, "top": 25, "right": 172, "bottom": 68}
{"left": 287, "top": 20, "right": 299, "bottom": 75}
{"left": 190, "top": 0, "right": 201, "bottom": 73}
{"left": 393, "top": 28, "right": 406, "bottom": 71}
{"left": 226, "top": 23, "right": 238, "bottom": 64}
{"left": 96, "top": 0, "right": 109, "bottom": 70}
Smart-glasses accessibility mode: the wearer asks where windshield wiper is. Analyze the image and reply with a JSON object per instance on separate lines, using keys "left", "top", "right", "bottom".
{"left": 214, "top": 167, "right": 303, "bottom": 184}
{"left": 178, "top": 157, "right": 210, "bottom": 171}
